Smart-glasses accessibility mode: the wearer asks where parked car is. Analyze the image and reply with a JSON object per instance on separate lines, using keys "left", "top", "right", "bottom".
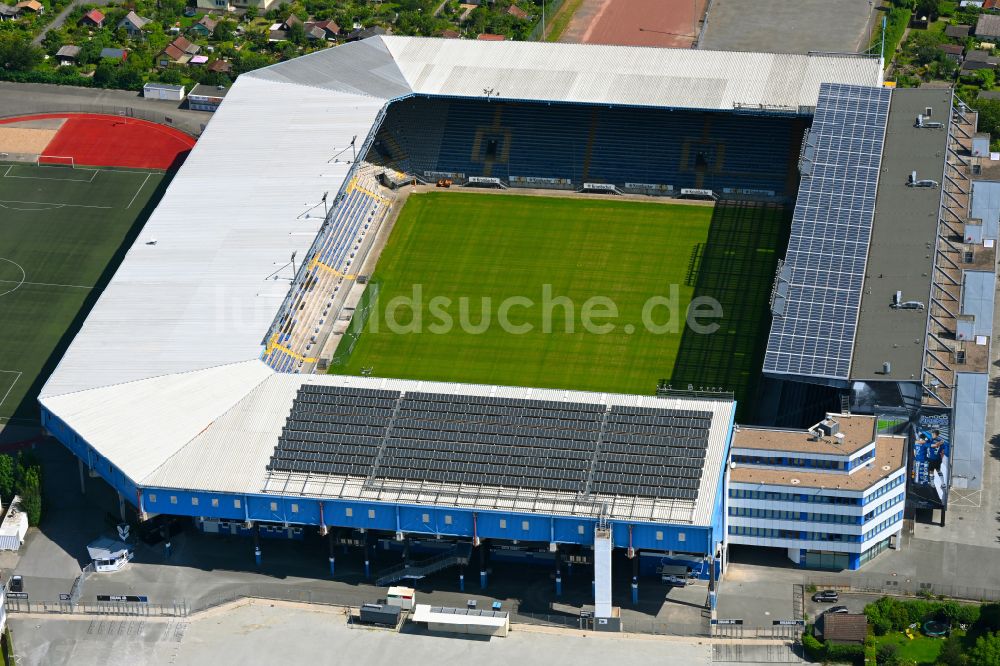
{"left": 812, "top": 590, "right": 839, "bottom": 603}
{"left": 826, "top": 605, "right": 849, "bottom": 614}
{"left": 662, "top": 574, "right": 686, "bottom": 587}
{"left": 8, "top": 575, "right": 23, "bottom": 593}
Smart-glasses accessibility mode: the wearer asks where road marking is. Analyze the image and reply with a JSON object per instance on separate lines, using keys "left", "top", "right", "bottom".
{"left": 0, "top": 199, "right": 112, "bottom": 210}
{"left": 0, "top": 371, "right": 22, "bottom": 415}
{"left": 127, "top": 172, "right": 152, "bottom": 209}
{"left": 0, "top": 279, "right": 91, "bottom": 290}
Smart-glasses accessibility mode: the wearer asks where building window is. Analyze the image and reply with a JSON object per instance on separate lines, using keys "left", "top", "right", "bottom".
{"left": 522, "top": 521, "right": 530, "bottom": 531}
{"left": 170, "top": 496, "right": 177, "bottom": 505}
{"left": 578, "top": 525, "right": 585, "bottom": 535}
{"left": 422, "top": 513, "right": 430, "bottom": 523}
{"left": 656, "top": 531, "right": 663, "bottom": 541}
{"left": 211, "top": 498, "right": 219, "bottom": 508}
{"left": 444, "top": 515, "right": 452, "bottom": 525}
{"left": 291, "top": 503, "right": 299, "bottom": 513}
{"left": 148, "top": 493, "right": 157, "bottom": 503}
{"left": 191, "top": 497, "right": 199, "bottom": 506}
{"left": 678, "top": 532, "right": 685, "bottom": 542}
{"left": 234, "top": 499, "right": 241, "bottom": 509}
{"left": 270, "top": 502, "right": 278, "bottom": 512}
{"left": 499, "top": 519, "right": 507, "bottom": 529}
{"left": 368, "top": 509, "right": 375, "bottom": 519}
{"left": 345, "top": 507, "right": 353, "bottom": 517}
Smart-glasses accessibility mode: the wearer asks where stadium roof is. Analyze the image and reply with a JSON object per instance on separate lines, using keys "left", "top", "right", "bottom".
{"left": 851, "top": 88, "right": 952, "bottom": 382}
{"left": 39, "top": 37, "right": 877, "bottom": 518}
{"left": 47, "top": 369, "right": 735, "bottom": 524}
{"left": 41, "top": 37, "right": 881, "bottom": 400}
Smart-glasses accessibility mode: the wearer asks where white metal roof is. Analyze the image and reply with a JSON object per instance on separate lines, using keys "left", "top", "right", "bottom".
{"left": 412, "top": 604, "right": 508, "bottom": 627}
{"left": 142, "top": 372, "right": 734, "bottom": 525}
{"left": 39, "top": 37, "right": 873, "bottom": 517}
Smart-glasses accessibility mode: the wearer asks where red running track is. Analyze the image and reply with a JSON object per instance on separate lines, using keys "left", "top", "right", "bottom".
{"left": 0, "top": 113, "right": 196, "bottom": 170}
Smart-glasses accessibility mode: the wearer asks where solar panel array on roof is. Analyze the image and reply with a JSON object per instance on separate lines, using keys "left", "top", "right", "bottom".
{"left": 268, "top": 386, "right": 713, "bottom": 499}
{"left": 592, "top": 406, "right": 711, "bottom": 499}
{"left": 763, "top": 83, "right": 891, "bottom": 380}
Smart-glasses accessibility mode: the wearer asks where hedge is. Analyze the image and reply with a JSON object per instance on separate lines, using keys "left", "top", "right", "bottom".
{"left": 865, "top": 596, "right": 981, "bottom": 636}
{"left": 0, "top": 68, "right": 143, "bottom": 92}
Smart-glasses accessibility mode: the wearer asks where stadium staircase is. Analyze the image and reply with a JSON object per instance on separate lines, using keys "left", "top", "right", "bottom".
{"left": 263, "top": 162, "right": 394, "bottom": 373}
{"left": 375, "top": 542, "right": 473, "bottom": 586}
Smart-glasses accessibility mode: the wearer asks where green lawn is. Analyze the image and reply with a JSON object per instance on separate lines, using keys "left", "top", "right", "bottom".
{"left": 0, "top": 163, "right": 168, "bottom": 423}
{"left": 334, "top": 192, "right": 785, "bottom": 410}
{"left": 875, "top": 630, "right": 961, "bottom": 664}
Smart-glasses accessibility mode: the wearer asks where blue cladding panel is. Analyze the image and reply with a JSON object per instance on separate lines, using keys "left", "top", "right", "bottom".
{"left": 764, "top": 83, "right": 891, "bottom": 380}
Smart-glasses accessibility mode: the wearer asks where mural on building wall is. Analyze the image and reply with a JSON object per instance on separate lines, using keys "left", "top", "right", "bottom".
{"left": 911, "top": 412, "right": 950, "bottom": 505}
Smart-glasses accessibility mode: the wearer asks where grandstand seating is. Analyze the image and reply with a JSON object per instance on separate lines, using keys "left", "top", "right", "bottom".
{"left": 368, "top": 97, "right": 802, "bottom": 196}
{"left": 262, "top": 163, "right": 393, "bottom": 372}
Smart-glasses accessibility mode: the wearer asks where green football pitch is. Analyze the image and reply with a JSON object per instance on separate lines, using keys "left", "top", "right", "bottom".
{"left": 0, "top": 162, "right": 168, "bottom": 423}
{"left": 334, "top": 191, "right": 787, "bottom": 414}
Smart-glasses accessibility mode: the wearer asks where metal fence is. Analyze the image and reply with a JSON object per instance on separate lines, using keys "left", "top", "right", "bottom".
{"left": 5, "top": 597, "right": 188, "bottom": 617}
{"left": 528, "top": 0, "right": 568, "bottom": 41}
{"left": 809, "top": 575, "right": 1000, "bottom": 603}
{"left": 0, "top": 104, "right": 205, "bottom": 138}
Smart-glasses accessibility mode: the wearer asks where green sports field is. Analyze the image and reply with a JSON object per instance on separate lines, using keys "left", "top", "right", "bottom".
{"left": 334, "top": 192, "right": 788, "bottom": 413}
{"left": 0, "top": 162, "right": 168, "bottom": 423}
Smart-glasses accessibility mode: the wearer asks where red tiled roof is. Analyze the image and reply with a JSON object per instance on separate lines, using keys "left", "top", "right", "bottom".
{"left": 506, "top": 4, "right": 527, "bottom": 19}
{"left": 83, "top": 8, "right": 104, "bottom": 22}
{"left": 441, "top": 29, "right": 460, "bottom": 38}
{"left": 477, "top": 33, "right": 505, "bottom": 40}
{"left": 161, "top": 44, "right": 186, "bottom": 61}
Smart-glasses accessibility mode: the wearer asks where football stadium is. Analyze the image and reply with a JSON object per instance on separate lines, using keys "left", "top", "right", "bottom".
{"left": 32, "top": 37, "right": 995, "bottom": 619}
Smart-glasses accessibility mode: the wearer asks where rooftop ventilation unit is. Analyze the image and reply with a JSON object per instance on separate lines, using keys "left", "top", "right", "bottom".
{"left": 915, "top": 114, "right": 944, "bottom": 129}
{"left": 907, "top": 171, "right": 939, "bottom": 188}
{"left": 890, "top": 300, "right": 925, "bottom": 310}
{"left": 816, "top": 418, "right": 839, "bottom": 437}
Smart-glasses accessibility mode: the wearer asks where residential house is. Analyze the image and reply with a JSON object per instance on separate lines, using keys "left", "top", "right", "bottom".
{"left": 344, "top": 25, "right": 386, "bottom": 41}
{"left": 79, "top": 8, "right": 104, "bottom": 27}
{"left": 281, "top": 13, "right": 301, "bottom": 30}
{"left": 476, "top": 33, "right": 505, "bottom": 40}
{"left": 268, "top": 25, "right": 287, "bottom": 41}
{"left": 312, "top": 19, "right": 339, "bottom": 39}
{"left": 196, "top": 0, "right": 280, "bottom": 12}
{"left": 506, "top": 4, "right": 527, "bottom": 19}
{"left": 945, "top": 23, "right": 972, "bottom": 39}
{"left": 440, "top": 28, "right": 460, "bottom": 38}
{"left": 940, "top": 43, "right": 965, "bottom": 62}
{"left": 206, "top": 58, "right": 232, "bottom": 74}
{"left": 117, "top": 10, "right": 151, "bottom": 38}
{"left": 986, "top": 0, "right": 1000, "bottom": 9}
{"left": 55, "top": 44, "right": 80, "bottom": 65}
{"left": 14, "top": 0, "right": 43, "bottom": 15}
{"left": 815, "top": 614, "right": 868, "bottom": 645}
{"left": 189, "top": 14, "right": 217, "bottom": 37}
{"left": 962, "top": 48, "right": 1000, "bottom": 73}
{"left": 0, "top": 3, "right": 16, "bottom": 20}
{"left": 158, "top": 36, "right": 199, "bottom": 67}
{"left": 303, "top": 19, "right": 338, "bottom": 40}
{"left": 976, "top": 13, "right": 1000, "bottom": 40}
{"left": 99, "top": 47, "right": 128, "bottom": 61}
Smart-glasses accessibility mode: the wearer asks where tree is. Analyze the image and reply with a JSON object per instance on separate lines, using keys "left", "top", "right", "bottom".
{"left": 234, "top": 50, "right": 273, "bottom": 74}
{"left": 214, "top": 19, "right": 235, "bottom": 41}
{"left": 0, "top": 456, "right": 14, "bottom": 504}
{"left": 287, "top": 21, "right": 306, "bottom": 44}
{"left": 876, "top": 642, "right": 900, "bottom": 666}
{"left": 0, "top": 33, "right": 43, "bottom": 71}
{"left": 938, "top": 635, "right": 967, "bottom": 666}
{"left": 17, "top": 467, "right": 40, "bottom": 527}
{"left": 244, "top": 5, "right": 257, "bottom": 21}
{"left": 915, "top": 0, "right": 938, "bottom": 19}
{"left": 93, "top": 61, "right": 117, "bottom": 87}
{"left": 969, "top": 632, "right": 1000, "bottom": 666}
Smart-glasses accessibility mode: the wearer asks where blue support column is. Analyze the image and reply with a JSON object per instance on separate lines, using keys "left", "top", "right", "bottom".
{"left": 591, "top": 579, "right": 595, "bottom": 597}
{"left": 567, "top": 561, "right": 573, "bottom": 577}
{"left": 459, "top": 571, "right": 465, "bottom": 592}
{"left": 253, "top": 524, "right": 261, "bottom": 568}
{"left": 631, "top": 576, "right": 638, "bottom": 605}
{"left": 555, "top": 572, "right": 562, "bottom": 597}
{"left": 164, "top": 541, "right": 171, "bottom": 559}
{"left": 364, "top": 557, "right": 371, "bottom": 579}
{"left": 329, "top": 556, "right": 335, "bottom": 577}
{"left": 255, "top": 546, "right": 262, "bottom": 567}
{"left": 480, "top": 570, "right": 487, "bottom": 588}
